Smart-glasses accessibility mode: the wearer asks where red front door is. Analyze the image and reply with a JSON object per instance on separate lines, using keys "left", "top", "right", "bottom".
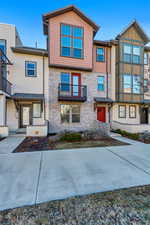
{"left": 97, "top": 107, "right": 106, "bottom": 122}
{"left": 71, "top": 73, "right": 81, "bottom": 97}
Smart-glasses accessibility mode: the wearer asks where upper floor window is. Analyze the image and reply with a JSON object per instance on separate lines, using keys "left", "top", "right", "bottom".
{"left": 144, "top": 53, "right": 148, "bottom": 65}
{"left": 25, "top": 61, "right": 37, "bottom": 77}
{"left": 123, "top": 74, "right": 141, "bottom": 94}
{"left": 61, "top": 24, "right": 83, "bottom": 59}
{"left": 0, "top": 40, "right": 6, "bottom": 55}
{"left": 123, "top": 44, "right": 141, "bottom": 64}
{"left": 133, "top": 46, "right": 140, "bottom": 64}
{"left": 96, "top": 48, "right": 105, "bottom": 62}
{"left": 61, "top": 72, "right": 70, "bottom": 91}
{"left": 97, "top": 76, "right": 105, "bottom": 91}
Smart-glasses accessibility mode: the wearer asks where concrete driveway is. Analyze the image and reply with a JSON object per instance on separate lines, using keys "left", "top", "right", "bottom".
{"left": 0, "top": 139, "right": 150, "bottom": 211}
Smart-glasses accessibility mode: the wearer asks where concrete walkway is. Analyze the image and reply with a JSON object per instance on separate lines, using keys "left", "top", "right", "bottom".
{"left": 1, "top": 138, "right": 150, "bottom": 211}
{"left": 0, "top": 136, "right": 25, "bottom": 153}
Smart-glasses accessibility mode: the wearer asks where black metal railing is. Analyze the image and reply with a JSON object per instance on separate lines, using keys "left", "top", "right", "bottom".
{"left": 0, "top": 77, "right": 12, "bottom": 95}
{"left": 58, "top": 83, "right": 87, "bottom": 101}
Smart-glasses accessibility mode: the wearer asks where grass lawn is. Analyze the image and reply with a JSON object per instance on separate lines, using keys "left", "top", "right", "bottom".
{"left": 1, "top": 185, "right": 150, "bottom": 224}
{"left": 13, "top": 136, "right": 129, "bottom": 153}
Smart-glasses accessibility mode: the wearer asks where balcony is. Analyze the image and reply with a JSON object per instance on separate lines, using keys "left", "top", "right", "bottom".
{"left": 58, "top": 83, "right": 87, "bottom": 102}
{"left": 0, "top": 77, "right": 12, "bottom": 95}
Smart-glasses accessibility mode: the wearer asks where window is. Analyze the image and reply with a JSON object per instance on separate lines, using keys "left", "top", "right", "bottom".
{"left": 25, "top": 61, "right": 37, "bottom": 77}
{"left": 61, "top": 105, "right": 80, "bottom": 123}
{"left": 129, "top": 105, "right": 136, "bottom": 118}
{"left": 98, "top": 76, "right": 105, "bottom": 91}
{"left": 33, "top": 103, "right": 41, "bottom": 118}
{"left": 61, "top": 72, "right": 70, "bottom": 91}
{"left": 0, "top": 40, "right": 6, "bottom": 54}
{"left": 119, "top": 105, "right": 126, "bottom": 118}
{"left": 123, "top": 44, "right": 141, "bottom": 64}
{"left": 144, "top": 79, "right": 148, "bottom": 92}
{"left": 133, "top": 45, "right": 140, "bottom": 64}
{"left": 123, "top": 44, "right": 132, "bottom": 63}
{"left": 123, "top": 74, "right": 132, "bottom": 93}
{"left": 61, "top": 24, "right": 83, "bottom": 58}
{"left": 133, "top": 75, "right": 140, "bottom": 94}
{"left": 96, "top": 48, "right": 105, "bottom": 62}
{"left": 144, "top": 53, "right": 148, "bottom": 65}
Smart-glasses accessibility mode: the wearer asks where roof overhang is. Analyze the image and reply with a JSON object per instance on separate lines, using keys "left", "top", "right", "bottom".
{"left": 12, "top": 93, "right": 44, "bottom": 101}
{"left": 94, "top": 97, "right": 113, "bottom": 103}
{"left": 43, "top": 5, "right": 99, "bottom": 36}
{"left": 11, "top": 47, "right": 48, "bottom": 56}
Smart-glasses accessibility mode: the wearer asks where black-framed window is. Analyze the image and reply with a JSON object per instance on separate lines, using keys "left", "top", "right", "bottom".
{"left": 123, "top": 44, "right": 141, "bottom": 64}
{"left": 97, "top": 76, "right": 105, "bottom": 91}
{"left": 123, "top": 74, "right": 132, "bottom": 93}
{"left": 0, "top": 39, "right": 6, "bottom": 54}
{"left": 25, "top": 61, "right": 37, "bottom": 77}
{"left": 144, "top": 53, "right": 148, "bottom": 65}
{"left": 129, "top": 105, "right": 136, "bottom": 118}
{"left": 60, "top": 24, "right": 83, "bottom": 59}
{"left": 144, "top": 79, "right": 148, "bottom": 92}
{"left": 33, "top": 103, "right": 41, "bottom": 118}
{"left": 60, "top": 104, "right": 80, "bottom": 123}
{"left": 61, "top": 72, "right": 70, "bottom": 91}
{"left": 96, "top": 48, "right": 105, "bottom": 62}
{"left": 119, "top": 105, "right": 126, "bottom": 118}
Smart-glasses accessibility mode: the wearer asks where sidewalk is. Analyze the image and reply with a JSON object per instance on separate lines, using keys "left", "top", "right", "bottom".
{"left": 0, "top": 139, "right": 150, "bottom": 211}
{"left": 0, "top": 136, "right": 25, "bottom": 154}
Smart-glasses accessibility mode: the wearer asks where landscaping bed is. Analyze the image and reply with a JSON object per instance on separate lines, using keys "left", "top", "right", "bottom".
{"left": 1, "top": 185, "right": 150, "bottom": 224}
{"left": 13, "top": 135, "right": 128, "bottom": 153}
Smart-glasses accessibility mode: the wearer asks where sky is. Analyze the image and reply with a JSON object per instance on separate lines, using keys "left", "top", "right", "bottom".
{"left": 1, "top": 0, "right": 150, "bottom": 49}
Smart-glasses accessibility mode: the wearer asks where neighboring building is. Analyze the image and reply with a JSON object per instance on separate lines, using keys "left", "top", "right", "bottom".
{"left": 1, "top": 5, "right": 150, "bottom": 136}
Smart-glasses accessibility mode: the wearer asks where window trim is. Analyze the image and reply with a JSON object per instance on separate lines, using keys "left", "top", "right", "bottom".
{"left": 25, "top": 61, "right": 37, "bottom": 77}
{"left": 144, "top": 53, "right": 148, "bottom": 65}
{"left": 118, "top": 105, "right": 126, "bottom": 118}
{"left": 32, "top": 102, "right": 42, "bottom": 118}
{"left": 129, "top": 105, "right": 136, "bottom": 118}
{"left": 60, "top": 104, "right": 80, "bottom": 124}
{"left": 97, "top": 76, "right": 105, "bottom": 91}
{"left": 60, "top": 23, "right": 84, "bottom": 59}
{"left": 96, "top": 47, "right": 105, "bottom": 62}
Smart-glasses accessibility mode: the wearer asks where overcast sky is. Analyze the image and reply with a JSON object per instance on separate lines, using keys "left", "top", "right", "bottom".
{"left": 1, "top": 0, "right": 150, "bottom": 48}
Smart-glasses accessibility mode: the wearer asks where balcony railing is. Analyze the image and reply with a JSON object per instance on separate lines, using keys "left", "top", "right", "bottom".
{"left": 0, "top": 77, "right": 12, "bottom": 95}
{"left": 58, "top": 83, "right": 87, "bottom": 102}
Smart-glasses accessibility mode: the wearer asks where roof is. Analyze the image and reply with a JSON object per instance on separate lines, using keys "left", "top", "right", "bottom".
{"left": 43, "top": 5, "right": 99, "bottom": 36}
{"left": 94, "top": 97, "right": 113, "bottom": 103}
{"left": 11, "top": 46, "right": 48, "bottom": 56}
{"left": 12, "top": 93, "right": 44, "bottom": 100}
{"left": 93, "top": 39, "right": 118, "bottom": 47}
{"left": 116, "top": 20, "right": 150, "bottom": 43}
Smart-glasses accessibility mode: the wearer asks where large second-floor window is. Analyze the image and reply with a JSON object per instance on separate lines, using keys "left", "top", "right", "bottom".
{"left": 0, "top": 40, "right": 6, "bottom": 55}
{"left": 25, "top": 61, "right": 37, "bottom": 77}
{"left": 61, "top": 24, "right": 83, "bottom": 59}
{"left": 123, "top": 74, "right": 141, "bottom": 94}
{"left": 123, "top": 44, "right": 141, "bottom": 64}
{"left": 61, "top": 72, "right": 70, "bottom": 91}
{"left": 144, "top": 53, "right": 148, "bottom": 65}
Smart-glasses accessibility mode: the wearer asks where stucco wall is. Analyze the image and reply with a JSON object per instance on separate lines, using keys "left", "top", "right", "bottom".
{"left": 49, "top": 11, "right": 94, "bottom": 69}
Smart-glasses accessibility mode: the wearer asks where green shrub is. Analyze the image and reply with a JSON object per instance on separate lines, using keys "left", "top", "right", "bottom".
{"left": 115, "top": 129, "right": 139, "bottom": 140}
{"left": 60, "top": 132, "right": 82, "bottom": 142}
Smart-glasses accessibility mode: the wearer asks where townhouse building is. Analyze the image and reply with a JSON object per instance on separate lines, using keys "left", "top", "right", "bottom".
{"left": 0, "top": 5, "right": 150, "bottom": 136}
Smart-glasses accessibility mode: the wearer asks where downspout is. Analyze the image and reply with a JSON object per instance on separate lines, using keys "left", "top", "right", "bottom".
{"left": 43, "top": 54, "right": 46, "bottom": 121}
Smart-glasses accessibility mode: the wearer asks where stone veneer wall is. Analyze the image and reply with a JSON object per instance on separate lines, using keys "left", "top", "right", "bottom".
{"left": 48, "top": 68, "right": 111, "bottom": 133}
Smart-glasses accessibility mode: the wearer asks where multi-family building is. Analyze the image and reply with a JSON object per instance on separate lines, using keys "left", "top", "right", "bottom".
{"left": 0, "top": 5, "right": 150, "bottom": 136}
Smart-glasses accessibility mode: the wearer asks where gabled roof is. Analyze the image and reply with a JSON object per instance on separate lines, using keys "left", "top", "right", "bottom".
{"left": 43, "top": 5, "right": 99, "bottom": 36}
{"left": 116, "top": 20, "right": 150, "bottom": 43}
